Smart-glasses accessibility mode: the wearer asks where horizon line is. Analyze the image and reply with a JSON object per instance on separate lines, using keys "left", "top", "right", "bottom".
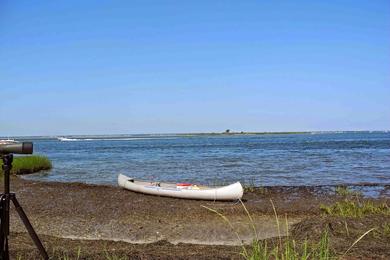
{"left": 2, "top": 130, "right": 390, "bottom": 138}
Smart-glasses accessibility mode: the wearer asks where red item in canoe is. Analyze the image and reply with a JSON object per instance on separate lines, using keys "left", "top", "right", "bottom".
{"left": 176, "top": 183, "right": 192, "bottom": 187}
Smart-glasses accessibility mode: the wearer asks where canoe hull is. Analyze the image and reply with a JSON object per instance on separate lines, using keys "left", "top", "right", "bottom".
{"left": 118, "top": 174, "right": 243, "bottom": 201}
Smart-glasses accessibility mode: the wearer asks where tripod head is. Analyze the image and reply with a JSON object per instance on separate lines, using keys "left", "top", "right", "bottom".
{"left": 1, "top": 142, "right": 33, "bottom": 195}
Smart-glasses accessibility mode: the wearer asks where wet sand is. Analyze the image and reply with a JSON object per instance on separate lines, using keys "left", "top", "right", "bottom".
{"left": 4, "top": 177, "right": 390, "bottom": 259}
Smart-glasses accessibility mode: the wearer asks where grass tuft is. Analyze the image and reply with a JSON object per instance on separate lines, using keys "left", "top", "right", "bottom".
{"left": 335, "top": 186, "right": 361, "bottom": 197}
{"left": 0, "top": 155, "right": 52, "bottom": 175}
{"left": 320, "top": 199, "right": 390, "bottom": 217}
{"left": 104, "top": 250, "right": 129, "bottom": 260}
{"left": 382, "top": 223, "right": 390, "bottom": 237}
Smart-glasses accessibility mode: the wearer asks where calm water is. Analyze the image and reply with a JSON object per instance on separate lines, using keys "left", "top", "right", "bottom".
{"left": 17, "top": 132, "right": 390, "bottom": 186}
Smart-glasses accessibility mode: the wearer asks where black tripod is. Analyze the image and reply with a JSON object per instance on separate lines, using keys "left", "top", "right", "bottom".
{"left": 0, "top": 154, "right": 48, "bottom": 260}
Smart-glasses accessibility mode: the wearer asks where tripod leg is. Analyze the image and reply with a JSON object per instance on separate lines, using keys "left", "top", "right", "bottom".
{"left": 0, "top": 195, "right": 9, "bottom": 260}
{"left": 10, "top": 196, "right": 48, "bottom": 260}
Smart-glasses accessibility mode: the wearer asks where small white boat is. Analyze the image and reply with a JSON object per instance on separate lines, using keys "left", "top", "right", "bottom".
{"left": 118, "top": 174, "right": 243, "bottom": 201}
{"left": 0, "top": 139, "right": 17, "bottom": 145}
{"left": 57, "top": 137, "right": 78, "bottom": 142}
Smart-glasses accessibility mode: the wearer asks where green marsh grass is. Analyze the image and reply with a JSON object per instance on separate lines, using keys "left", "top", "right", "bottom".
{"left": 335, "top": 186, "right": 361, "bottom": 197}
{"left": 320, "top": 199, "right": 390, "bottom": 217}
{"left": 0, "top": 155, "right": 52, "bottom": 175}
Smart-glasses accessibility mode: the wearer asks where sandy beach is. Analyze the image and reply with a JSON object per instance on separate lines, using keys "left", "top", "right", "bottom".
{"left": 2, "top": 177, "right": 388, "bottom": 259}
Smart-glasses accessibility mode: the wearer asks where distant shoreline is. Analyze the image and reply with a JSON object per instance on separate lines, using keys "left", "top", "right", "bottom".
{"left": 2, "top": 130, "right": 389, "bottom": 139}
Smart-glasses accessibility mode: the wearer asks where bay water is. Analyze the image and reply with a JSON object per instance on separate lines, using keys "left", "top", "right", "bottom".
{"left": 16, "top": 132, "right": 390, "bottom": 187}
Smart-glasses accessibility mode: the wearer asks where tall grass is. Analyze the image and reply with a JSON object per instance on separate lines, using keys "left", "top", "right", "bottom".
{"left": 203, "top": 199, "right": 375, "bottom": 260}
{"left": 203, "top": 200, "right": 333, "bottom": 260}
{"left": 0, "top": 155, "right": 52, "bottom": 175}
{"left": 342, "top": 228, "right": 376, "bottom": 257}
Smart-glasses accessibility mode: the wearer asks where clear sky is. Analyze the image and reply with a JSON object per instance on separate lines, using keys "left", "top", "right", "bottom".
{"left": 1, "top": 0, "right": 389, "bottom": 136}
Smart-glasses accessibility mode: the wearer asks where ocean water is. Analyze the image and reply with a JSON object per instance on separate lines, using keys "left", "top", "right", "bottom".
{"left": 15, "top": 132, "right": 390, "bottom": 186}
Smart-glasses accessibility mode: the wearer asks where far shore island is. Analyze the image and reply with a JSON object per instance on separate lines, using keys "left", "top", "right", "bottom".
{"left": 2, "top": 130, "right": 389, "bottom": 140}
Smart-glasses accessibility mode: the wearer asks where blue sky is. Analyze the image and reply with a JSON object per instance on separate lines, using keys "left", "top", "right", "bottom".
{"left": 1, "top": 0, "right": 389, "bottom": 136}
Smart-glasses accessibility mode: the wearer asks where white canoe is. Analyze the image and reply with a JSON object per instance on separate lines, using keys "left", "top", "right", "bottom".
{"left": 118, "top": 174, "right": 243, "bottom": 201}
